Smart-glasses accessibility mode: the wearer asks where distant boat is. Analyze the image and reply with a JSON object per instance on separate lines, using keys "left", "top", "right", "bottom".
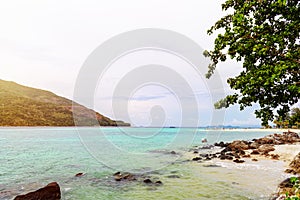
{"left": 169, "top": 126, "right": 176, "bottom": 128}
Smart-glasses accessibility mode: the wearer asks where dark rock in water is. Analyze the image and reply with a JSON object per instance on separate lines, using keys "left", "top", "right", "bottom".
{"left": 199, "top": 145, "right": 214, "bottom": 149}
{"left": 203, "top": 164, "right": 220, "bottom": 168}
{"left": 221, "top": 147, "right": 232, "bottom": 153}
{"left": 170, "top": 151, "right": 176, "bottom": 154}
{"left": 113, "top": 171, "right": 121, "bottom": 176}
{"left": 219, "top": 155, "right": 226, "bottom": 160}
{"left": 143, "top": 179, "right": 152, "bottom": 184}
{"left": 199, "top": 153, "right": 209, "bottom": 157}
{"left": 226, "top": 156, "right": 233, "bottom": 160}
{"left": 75, "top": 173, "right": 84, "bottom": 177}
{"left": 114, "top": 172, "right": 136, "bottom": 181}
{"left": 192, "top": 157, "right": 202, "bottom": 161}
{"left": 14, "top": 182, "right": 61, "bottom": 200}
{"left": 155, "top": 181, "right": 163, "bottom": 185}
{"left": 252, "top": 158, "right": 258, "bottom": 162}
{"left": 214, "top": 141, "right": 229, "bottom": 148}
{"left": 122, "top": 173, "right": 136, "bottom": 181}
{"left": 166, "top": 175, "right": 180, "bottom": 178}
{"left": 233, "top": 159, "right": 245, "bottom": 163}
{"left": 114, "top": 175, "right": 122, "bottom": 181}
{"left": 193, "top": 151, "right": 199, "bottom": 154}
{"left": 226, "top": 152, "right": 234, "bottom": 157}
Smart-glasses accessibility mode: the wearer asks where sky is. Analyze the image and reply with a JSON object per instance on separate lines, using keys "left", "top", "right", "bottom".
{"left": 0, "top": 0, "right": 262, "bottom": 127}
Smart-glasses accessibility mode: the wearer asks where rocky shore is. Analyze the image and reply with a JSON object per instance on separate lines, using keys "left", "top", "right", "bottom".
{"left": 190, "top": 130, "right": 300, "bottom": 199}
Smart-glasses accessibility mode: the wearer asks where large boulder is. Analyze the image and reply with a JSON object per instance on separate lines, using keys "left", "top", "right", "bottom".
{"left": 228, "top": 140, "right": 249, "bottom": 151}
{"left": 258, "top": 144, "right": 275, "bottom": 154}
{"left": 14, "top": 182, "right": 61, "bottom": 200}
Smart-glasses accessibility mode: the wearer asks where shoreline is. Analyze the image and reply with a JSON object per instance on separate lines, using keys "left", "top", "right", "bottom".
{"left": 187, "top": 130, "right": 300, "bottom": 199}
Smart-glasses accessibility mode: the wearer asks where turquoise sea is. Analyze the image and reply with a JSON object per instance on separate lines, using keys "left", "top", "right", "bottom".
{"left": 0, "top": 128, "right": 287, "bottom": 200}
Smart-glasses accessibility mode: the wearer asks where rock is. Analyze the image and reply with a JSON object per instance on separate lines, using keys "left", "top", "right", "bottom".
{"left": 257, "top": 137, "right": 275, "bottom": 145}
{"left": 114, "top": 175, "right": 122, "bottom": 181}
{"left": 143, "top": 179, "right": 152, "bottom": 184}
{"left": 203, "top": 164, "right": 220, "bottom": 167}
{"left": 278, "top": 178, "right": 293, "bottom": 188}
{"left": 192, "top": 157, "right": 202, "bottom": 161}
{"left": 75, "top": 173, "right": 84, "bottom": 177}
{"left": 170, "top": 151, "right": 176, "bottom": 154}
{"left": 199, "top": 153, "right": 209, "bottom": 157}
{"left": 114, "top": 172, "right": 136, "bottom": 181}
{"left": 215, "top": 141, "right": 228, "bottom": 148}
{"left": 226, "top": 152, "right": 234, "bottom": 157}
{"left": 155, "top": 181, "right": 163, "bottom": 185}
{"left": 276, "top": 177, "right": 298, "bottom": 196}
{"left": 122, "top": 173, "right": 136, "bottom": 181}
{"left": 228, "top": 140, "right": 249, "bottom": 151}
{"left": 284, "top": 169, "right": 297, "bottom": 174}
{"left": 201, "top": 138, "right": 208, "bottom": 143}
{"left": 14, "top": 182, "right": 61, "bottom": 200}
{"left": 199, "top": 145, "right": 214, "bottom": 149}
{"left": 252, "top": 158, "right": 258, "bottom": 161}
{"left": 193, "top": 151, "right": 198, "bottom": 154}
{"left": 289, "top": 152, "right": 300, "bottom": 173}
{"left": 236, "top": 150, "right": 246, "bottom": 155}
{"left": 226, "top": 156, "right": 233, "bottom": 160}
{"left": 113, "top": 171, "right": 121, "bottom": 176}
{"left": 249, "top": 142, "right": 260, "bottom": 149}
{"left": 270, "top": 154, "right": 280, "bottom": 160}
{"left": 242, "top": 154, "right": 251, "bottom": 158}
{"left": 233, "top": 159, "right": 245, "bottom": 163}
{"left": 251, "top": 149, "right": 260, "bottom": 155}
{"left": 221, "top": 147, "right": 232, "bottom": 154}
{"left": 219, "top": 155, "right": 226, "bottom": 160}
{"left": 166, "top": 175, "right": 180, "bottom": 178}
{"left": 258, "top": 144, "right": 275, "bottom": 154}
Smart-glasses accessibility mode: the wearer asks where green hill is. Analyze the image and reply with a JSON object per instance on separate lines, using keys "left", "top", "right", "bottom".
{"left": 0, "top": 80, "right": 130, "bottom": 126}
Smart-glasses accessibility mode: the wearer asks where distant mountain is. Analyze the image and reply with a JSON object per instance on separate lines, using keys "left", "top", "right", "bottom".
{"left": 199, "top": 125, "right": 261, "bottom": 129}
{"left": 0, "top": 80, "right": 130, "bottom": 126}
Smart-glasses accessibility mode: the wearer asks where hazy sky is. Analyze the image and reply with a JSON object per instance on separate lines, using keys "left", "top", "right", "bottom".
{"left": 0, "top": 0, "right": 262, "bottom": 127}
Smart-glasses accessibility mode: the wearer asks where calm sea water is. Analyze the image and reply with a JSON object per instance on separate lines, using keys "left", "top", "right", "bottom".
{"left": 0, "top": 128, "right": 286, "bottom": 200}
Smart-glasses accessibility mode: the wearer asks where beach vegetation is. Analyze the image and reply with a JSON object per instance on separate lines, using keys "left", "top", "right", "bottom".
{"left": 285, "top": 177, "right": 300, "bottom": 200}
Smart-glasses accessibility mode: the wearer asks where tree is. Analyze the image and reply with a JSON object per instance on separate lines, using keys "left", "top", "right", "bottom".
{"left": 204, "top": 0, "right": 300, "bottom": 126}
{"left": 289, "top": 107, "right": 300, "bottom": 127}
